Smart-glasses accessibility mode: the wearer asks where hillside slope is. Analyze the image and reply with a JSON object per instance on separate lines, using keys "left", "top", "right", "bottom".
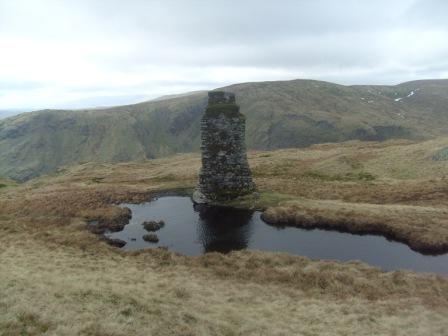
{"left": 1, "top": 78, "right": 448, "bottom": 181}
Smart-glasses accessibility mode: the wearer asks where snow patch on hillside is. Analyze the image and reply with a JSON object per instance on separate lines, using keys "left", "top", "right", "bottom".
{"left": 394, "top": 88, "right": 420, "bottom": 102}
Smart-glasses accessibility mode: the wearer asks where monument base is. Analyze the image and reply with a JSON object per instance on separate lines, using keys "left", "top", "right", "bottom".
{"left": 192, "top": 189, "right": 210, "bottom": 204}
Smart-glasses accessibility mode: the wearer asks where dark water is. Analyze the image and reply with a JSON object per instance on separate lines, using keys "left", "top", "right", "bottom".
{"left": 106, "top": 196, "right": 448, "bottom": 274}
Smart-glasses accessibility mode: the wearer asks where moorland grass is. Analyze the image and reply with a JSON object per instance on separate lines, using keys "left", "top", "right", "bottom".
{"left": 1, "top": 138, "right": 448, "bottom": 334}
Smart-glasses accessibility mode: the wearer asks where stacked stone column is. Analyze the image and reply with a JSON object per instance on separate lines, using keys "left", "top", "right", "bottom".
{"left": 194, "top": 91, "right": 255, "bottom": 203}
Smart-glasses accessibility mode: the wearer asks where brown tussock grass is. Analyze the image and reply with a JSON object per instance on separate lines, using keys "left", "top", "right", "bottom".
{"left": 1, "top": 237, "right": 448, "bottom": 335}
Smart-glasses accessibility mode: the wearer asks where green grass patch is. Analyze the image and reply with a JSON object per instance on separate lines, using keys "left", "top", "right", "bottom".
{"left": 433, "top": 147, "right": 448, "bottom": 161}
{"left": 218, "top": 191, "right": 296, "bottom": 210}
{"left": 151, "top": 174, "right": 178, "bottom": 182}
{"left": 303, "top": 171, "right": 376, "bottom": 182}
{"left": 252, "top": 163, "right": 295, "bottom": 178}
{"left": 0, "top": 179, "right": 18, "bottom": 189}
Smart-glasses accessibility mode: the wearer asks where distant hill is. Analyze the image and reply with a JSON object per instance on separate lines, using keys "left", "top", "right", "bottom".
{"left": 1, "top": 78, "right": 448, "bottom": 181}
{"left": 151, "top": 90, "right": 207, "bottom": 102}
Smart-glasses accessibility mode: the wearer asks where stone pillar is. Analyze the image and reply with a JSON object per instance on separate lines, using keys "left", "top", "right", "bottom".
{"left": 193, "top": 91, "right": 256, "bottom": 203}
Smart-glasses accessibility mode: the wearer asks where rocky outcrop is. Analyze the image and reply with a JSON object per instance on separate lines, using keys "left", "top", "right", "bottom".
{"left": 194, "top": 91, "right": 255, "bottom": 203}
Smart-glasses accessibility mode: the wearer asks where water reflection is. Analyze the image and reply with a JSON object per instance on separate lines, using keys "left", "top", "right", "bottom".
{"left": 105, "top": 196, "right": 448, "bottom": 274}
{"left": 194, "top": 203, "right": 254, "bottom": 253}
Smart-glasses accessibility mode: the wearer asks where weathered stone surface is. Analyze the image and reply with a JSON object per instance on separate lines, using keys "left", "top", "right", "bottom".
{"left": 194, "top": 91, "right": 256, "bottom": 203}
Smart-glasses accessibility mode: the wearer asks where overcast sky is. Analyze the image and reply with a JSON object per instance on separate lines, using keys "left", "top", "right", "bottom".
{"left": 1, "top": 0, "right": 447, "bottom": 110}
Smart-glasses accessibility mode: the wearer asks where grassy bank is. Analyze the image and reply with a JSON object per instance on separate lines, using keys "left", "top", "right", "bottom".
{"left": 261, "top": 198, "right": 448, "bottom": 254}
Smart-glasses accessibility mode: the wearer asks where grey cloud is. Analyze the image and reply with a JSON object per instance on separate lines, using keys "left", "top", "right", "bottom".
{"left": 403, "top": 0, "right": 448, "bottom": 28}
{"left": 0, "top": 80, "right": 45, "bottom": 91}
{"left": 0, "top": 0, "right": 447, "bottom": 109}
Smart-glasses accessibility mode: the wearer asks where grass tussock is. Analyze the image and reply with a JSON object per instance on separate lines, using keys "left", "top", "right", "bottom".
{"left": 301, "top": 170, "right": 376, "bottom": 182}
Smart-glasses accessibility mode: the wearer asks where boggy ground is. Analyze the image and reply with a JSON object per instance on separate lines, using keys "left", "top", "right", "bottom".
{"left": 1, "top": 138, "right": 448, "bottom": 335}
